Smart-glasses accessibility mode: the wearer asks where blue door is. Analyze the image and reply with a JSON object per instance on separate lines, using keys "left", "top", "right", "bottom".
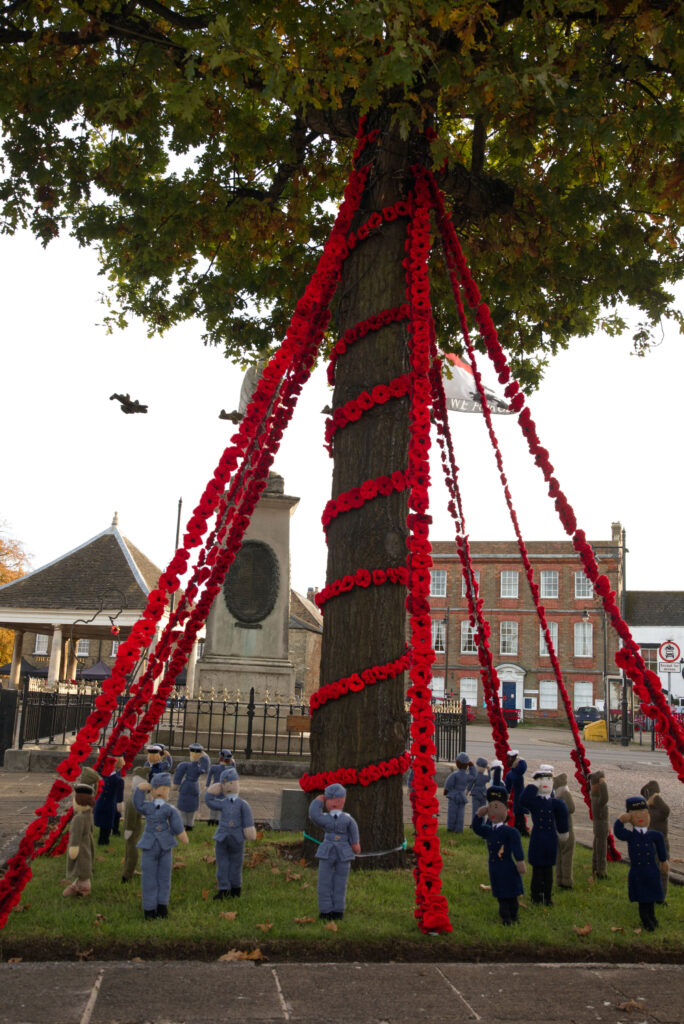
{"left": 502, "top": 681, "right": 516, "bottom": 709}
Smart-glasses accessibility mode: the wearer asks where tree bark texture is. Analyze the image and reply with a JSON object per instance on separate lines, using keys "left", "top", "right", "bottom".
{"left": 309, "top": 121, "right": 429, "bottom": 868}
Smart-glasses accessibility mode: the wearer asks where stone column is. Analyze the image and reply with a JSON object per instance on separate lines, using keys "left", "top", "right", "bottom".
{"left": 47, "top": 626, "right": 63, "bottom": 685}
{"left": 185, "top": 639, "right": 199, "bottom": 699}
{"left": 8, "top": 631, "right": 23, "bottom": 690}
{"left": 66, "top": 642, "right": 79, "bottom": 683}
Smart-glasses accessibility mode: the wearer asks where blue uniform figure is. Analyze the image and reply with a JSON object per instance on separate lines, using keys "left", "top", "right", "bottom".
{"left": 204, "top": 767, "right": 256, "bottom": 899}
{"left": 145, "top": 744, "right": 173, "bottom": 783}
{"left": 444, "top": 752, "right": 476, "bottom": 832}
{"left": 173, "top": 743, "right": 210, "bottom": 830}
{"left": 504, "top": 750, "right": 529, "bottom": 836}
{"left": 614, "top": 796, "right": 669, "bottom": 931}
{"left": 133, "top": 772, "right": 188, "bottom": 919}
{"left": 93, "top": 756, "right": 125, "bottom": 845}
{"left": 468, "top": 757, "right": 490, "bottom": 819}
{"left": 309, "top": 783, "right": 360, "bottom": 920}
{"left": 205, "top": 750, "right": 236, "bottom": 826}
{"left": 472, "top": 784, "right": 526, "bottom": 924}
{"left": 519, "top": 765, "right": 569, "bottom": 906}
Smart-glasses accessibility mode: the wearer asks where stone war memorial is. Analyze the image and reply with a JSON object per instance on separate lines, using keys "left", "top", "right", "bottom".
{"left": 0, "top": 1, "right": 683, "bottom": 943}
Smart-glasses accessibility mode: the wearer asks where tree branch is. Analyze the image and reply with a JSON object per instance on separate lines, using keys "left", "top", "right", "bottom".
{"left": 434, "top": 162, "right": 514, "bottom": 224}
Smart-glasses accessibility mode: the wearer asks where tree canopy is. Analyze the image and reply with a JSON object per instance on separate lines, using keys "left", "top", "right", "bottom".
{"left": 1, "top": 0, "right": 682, "bottom": 386}
{"left": 0, "top": 521, "right": 31, "bottom": 665}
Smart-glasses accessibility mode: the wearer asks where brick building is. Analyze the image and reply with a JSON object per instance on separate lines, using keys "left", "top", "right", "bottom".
{"left": 428, "top": 522, "right": 625, "bottom": 722}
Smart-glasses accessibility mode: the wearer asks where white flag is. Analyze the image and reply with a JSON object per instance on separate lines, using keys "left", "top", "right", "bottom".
{"left": 442, "top": 353, "right": 511, "bottom": 415}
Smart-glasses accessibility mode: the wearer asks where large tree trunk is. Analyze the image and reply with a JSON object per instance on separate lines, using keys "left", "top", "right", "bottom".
{"left": 308, "top": 121, "right": 429, "bottom": 867}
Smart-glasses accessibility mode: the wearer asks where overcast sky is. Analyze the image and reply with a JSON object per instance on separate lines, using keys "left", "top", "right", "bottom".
{"left": 3, "top": 229, "right": 683, "bottom": 613}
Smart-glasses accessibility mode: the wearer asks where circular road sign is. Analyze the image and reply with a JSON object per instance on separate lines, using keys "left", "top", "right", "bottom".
{"left": 659, "top": 640, "right": 681, "bottom": 663}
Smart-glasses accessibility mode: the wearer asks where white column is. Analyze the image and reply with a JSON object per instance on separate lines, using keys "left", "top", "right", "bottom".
{"left": 8, "top": 631, "right": 23, "bottom": 689}
{"left": 47, "top": 626, "right": 63, "bottom": 685}
{"left": 185, "top": 639, "right": 199, "bottom": 698}
{"left": 66, "top": 641, "right": 79, "bottom": 682}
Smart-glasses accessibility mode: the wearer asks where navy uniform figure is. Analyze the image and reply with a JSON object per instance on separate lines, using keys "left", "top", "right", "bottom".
{"left": 204, "top": 767, "right": 256, "bottom": 899}
{"left": 444, "top": 752, "right": 476, "bottom": 833}
{"left": 504, "top": 749, "right": 529, "bottom": 836}
{"left": 205, "top": 750, "right": 236, "bottom": 826}
{"left": 93, "top": 755, "right": 125, "bottom": 846}
{"left": 519, "top": 764, "right": 569, "bottom": 906}
{"left": 173, "top": 743, "right": 210, "bottom": 830}
{"left": 145, "top": 743, "right": 173, "bottom": 783}
{"left": 614, "top": 795, "right": 669, "bottom": 931}
{"left": 472, "top": 784, "right": 526, "bottom": 924}
{"left": 308, "top": 783, "right": 361, "bottom": 920}
{"left": 133, "top": 772, "right": 188, "bottom": 919}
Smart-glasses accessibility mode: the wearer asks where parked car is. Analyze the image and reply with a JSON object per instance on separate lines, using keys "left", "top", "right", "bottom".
{"left": 573, "top": 706, "right": 603, "bottom": 727}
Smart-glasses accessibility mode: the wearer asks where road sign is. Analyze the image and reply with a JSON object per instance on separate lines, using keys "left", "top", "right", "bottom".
{"left": 659, "top": 662, "right": 680, "bottom": 673}
{"left": 658, "top": 641, "right": 680, "bottom": 662}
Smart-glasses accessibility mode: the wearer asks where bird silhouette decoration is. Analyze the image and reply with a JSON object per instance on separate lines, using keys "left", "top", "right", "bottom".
{"left": 218, "top": 409, "right": 243, "bottom": 423}
{"left": 110, "top": 393, "right": 148, "bottom": 414}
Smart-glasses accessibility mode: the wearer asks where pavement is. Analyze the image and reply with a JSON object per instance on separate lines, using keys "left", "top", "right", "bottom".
{"left": 1, "top": 725, "right": 684, "bottom": 1023}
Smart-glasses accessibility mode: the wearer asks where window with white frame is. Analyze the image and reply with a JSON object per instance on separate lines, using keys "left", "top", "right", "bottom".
{"left": 111, "top": 640, "right": 120, "bottom": 656}
{"left": 539, "top": 680, "right": 558, "bottom": 710}
{"left": 430, "top": 569, "right": 447, "bottom": 598}
{"left": 574, "top": 680, "right": 594, "bottom": 708}
{"left": 431, "top": 675, "right": 445, "bottom": 701}
{"left": 460, "top": 676, "right": 478, "bottom": 706}
{"left": 500, "top": 570, "right": 519, "bottom": 598}
{"left": 574, "top": 620, "right": 593, "bottom": 657}
{"left": 540, "top": 570, "right": 559, "bottom": 599}
{"left": 575, "top": 571, "right": 593, "bottom": 599}
{"left": 539, "top": 621, "right": 559, "bottom": 656}
{"left": 461, "top": 569, "right": 480, "bottom": 597}
{"left": 431, "top": 619, "right": 446, "bottom": 654}
{"left": 500, "top": 620, "right": 518, "bottom": 655}
{"left": 460, "top": 621, "right": 477, "bottom": 654}
{"left": 34, "top": 634, "right": 49, "bottom": 655}
{"left": 76, "top": 638, "right": 90, "bottom": 657}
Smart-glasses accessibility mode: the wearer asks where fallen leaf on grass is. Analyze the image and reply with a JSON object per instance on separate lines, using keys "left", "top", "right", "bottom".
{"left": 172, "top": 862, "right": 187, "bottom": 870}
{"left": 616, "top": 1000, "right": 646, "bottom": 1012}
{"left": 573, "top": 924, "right": 592, "bottom": 936}
{"left": 245, "top": 851, "right": 266, "bottom": 869}
{"left": 95, "top": 856, "right": 107, "bottom": 863}
{"left": 202, "top": 855, "right": 216, "bottom": 865}
{"left": 300, "top": 882, "right": 310, "bottom": 890}
{"left": 298, "top": 858, "right": 307, "bottom": 867}
{"left": 256, "top": 922, "right": 273, "bottom": 932}
{"left": 94, "top": 914, "right": 106, "bottom": 926}
{"left": 256, "top": 830, "right": 265, "bottom": 841}
{"left": 76, "top": 949, "right": 94, "bottom": 961}
{"left": 271, "top": 867, "right": 281, "bottom": 875}
{"left": 294, "top": 916, "right": 315, "bottom": 924}
{"left": 519, "top": 901, "right": 529, "bottom": 910}
{"left": 324, "top": 921, "right": 338, "bottom": 932}
{"left": 478, "top": 884, "right": 491, "bottom": 891}
{"left": 286, "top": 872, "right": 301, "bottom": 882}
{"left": 220, "top": 911, "right": 238, "bottom": 921}
{"left": 131, "top": 957, "right": 144, "bottom": 963}
{"left": 217, "top": 949, "right": 265, "bottom": 962}
{"left": 7, "top": 958, "right": 23, "bottom": 964}
{"left": 201, "top": 889, "right": 211, "bottom": 901}
{"left": 610, "top": 926, "right": 625, "bottom": 933}
{"left": 633, "top": 928, "right": 642, "bottom": 935}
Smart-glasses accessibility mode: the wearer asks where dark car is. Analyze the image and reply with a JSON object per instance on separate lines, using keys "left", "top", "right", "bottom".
{"left": 574, "top": 706, "right": 602, "bottom": 727}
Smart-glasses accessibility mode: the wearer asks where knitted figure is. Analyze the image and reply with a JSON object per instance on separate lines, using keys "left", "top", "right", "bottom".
{"left": 444, "top": 752, "right": 476, "bottom": 833}
{"left": 204, "top": 767, "right": 256, "bottom": 899}
{"left": 63, "top": 777, "right": 96, "bottom": 898}
{"left": 641, "top": 780, "right": 670, "bottom": 899}
{"left": 145, "top": 743, "right": 173, "bottom": 782}
{"left": 472, "top": 784, "right": 526, "bottom": 925}
{"left": 468, "top": 757, "right": 490, "bottom": 819}
{"left": 614, "top": 796, "right": 669, "bottom": 932}
{"left": 519, "top": 764, "right": 569, "bottom": 906}
{"left": 93, "top": 755, "right": 125, "bottom": 846}
{"left": 589, "top": 770, "right": 609, "bottom": 879}
{"left": 308, "top": 783, "right": 360, "bottom": 920}
{"left": 173, "top": 743, "right": 210, "bottom": 830}
{"left": 504, "top": 749, "right": 529, "bottom": 836}
{"left": 205, "top": 749, "right": 236, "bottom": 825}
{"left": 133, "top": 772, "right": 188, "bottom": 919}
{"left": 489, "top": 759, "right": 504, "bottom": 787}
{"left": 121, "top": 766, "right": 149, "bottom": 883}
{"left": 553, "top": 772, "right": 576, "bottom": 890}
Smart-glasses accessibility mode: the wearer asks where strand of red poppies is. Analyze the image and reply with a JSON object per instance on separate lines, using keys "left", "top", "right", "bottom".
{"left": 323, "top": 373, "right": 411, "bottom": 455}
{"left": 346, "top": 199, "right": 411, "bottom": 254}
{"left": 327, "top": 304, "right": 409, "bottom": 385}
{"left": 299, "top": 752, "right": 411, "bottom": 792}
{"left": 404, "top": 166, "right": 451, "bottom": 934}
{"left": 313, "top": 565, "right": 409, "bottom": 612}
{"left": 309, "top": 652, "right": 411, "bottom": 711}
{"left": 321, "top": 470, "right": 410, "bottom": 534}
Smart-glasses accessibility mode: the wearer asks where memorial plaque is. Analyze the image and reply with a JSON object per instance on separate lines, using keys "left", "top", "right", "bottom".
{"left": 223, "top": 540, "right": 280, "bottom": 624}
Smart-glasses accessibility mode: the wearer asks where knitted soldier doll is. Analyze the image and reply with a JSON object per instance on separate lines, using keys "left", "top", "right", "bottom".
{"left": 519, "top": 765, "right": 569, "bottom": 906}
{"left": 468, "top": 757, "right": 490, "bottom": 820}
{"left": 205, "top": 749, "right": 236, "bottom": 825}
{"left": 614, "top": 796, "right": 669, "bottom": 931}
{"left": 472, "top": 784, "right": 526, "bottom": 925}
{"left": 145, "top": 743, "right": 173, "bottom": 782}
{"left": 553, "top": 772, "right": 576, "bottom": 890}
{"left": 489, "top": 759, "right": 504, "bottom": 787}
{"left": 205, "top": 766, "right": 256, "bottom": 899}
{"left": 590, "top": 770, "right": 609, "bottom": 879}
{"left": 308, "top": 783, "right": 361, "bottom": 920}
{"left": 93, "top": 755, "right": 125, "bottom": 846}
{"left": 121, "top": 766, "right": 149, "bottom": 883}
{"left": 444, "top": 752, "right": 476, "bottom": 833}
{"left": 504, "top": 749, "right": 529, "bottom": 836}
{"left": 641, "top": 780, "right": 670, "bottom": 899}
{"left": 63, "top": 777, "right": 96, "bottom": 897}
{"left": 173, "top": 743, "right": 210, "bottom": 831}
{"left": 133, "top": 772, "right": 188, "bottom": 919}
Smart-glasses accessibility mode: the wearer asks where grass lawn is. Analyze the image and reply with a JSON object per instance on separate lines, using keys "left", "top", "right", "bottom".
{"left": 1, "top": 827, "right": 682, "bottom": 962}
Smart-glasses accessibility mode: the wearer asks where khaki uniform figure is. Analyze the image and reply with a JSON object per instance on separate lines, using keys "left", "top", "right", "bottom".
{"left": 641, "top": 780, "right": 670, "bottom": 898}
{"left": 553, "top": 772, "right": 576, "bottom": 889}
{"left": 63, "top": 775, "right": 97, "bottom": 898}
{"left": 121, "top": 766, "right": 149, "bottom": 883}
{"left": 590, "top": 770, "right": 609, "bottom": 878}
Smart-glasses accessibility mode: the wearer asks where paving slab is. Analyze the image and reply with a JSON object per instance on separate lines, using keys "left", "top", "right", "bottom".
{"left": 0, "top": 962, "right": 102, "bottom": 1024}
